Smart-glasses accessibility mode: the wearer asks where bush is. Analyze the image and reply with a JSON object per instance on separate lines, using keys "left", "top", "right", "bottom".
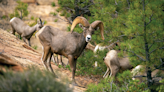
{"left": 31, "top": 16, "right": 34, "bottom": 20}
{"left": 54, "top": 19, "right": 58, "bottom": 22}
{"left": 51, "top": 2, "right": 56, "bottom": 7}
{"left": 76, "top": 50, "right": 108, "bottom": 76}
{"left": 86, "top": 70, "right": 148, "bottom": 92}
{"left": 50, "top": 12, "right": 57, "bottom": 16}
{"left": 0, "top": 68, "right": 72, "bottom": 92}
{"left": 32, "top": 45, "right": 38, "bottom": 50}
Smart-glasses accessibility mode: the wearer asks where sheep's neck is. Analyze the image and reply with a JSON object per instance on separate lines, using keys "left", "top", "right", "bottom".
{"left": 29, "top": 25, "right": 37, "bottom": 34}
{"left": 76, "top": 33, "right": 88, "bottom": 57}
{"left": 25, "top": 25, "right": 37, "bottom": 39}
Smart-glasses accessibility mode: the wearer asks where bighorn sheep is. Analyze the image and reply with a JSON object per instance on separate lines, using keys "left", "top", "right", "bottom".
{"left": 10, "top": 17, "right": 44, "bottom": 46}
{"left": 131, "top": 65, "right": 164, "bottom": 81}
{"left": 103, "top": 50, "right": 133, "bottom": 78}
{"left": 52, "top": 55, "right": 65, "bottom": 66}
{"left": 36, "top": 16, "right": 104, "bottom": 84}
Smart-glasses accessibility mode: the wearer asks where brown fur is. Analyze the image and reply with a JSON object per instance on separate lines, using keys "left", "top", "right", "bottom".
{"left": 103, "top": 50, "right": 133, "bottom": 78}
{"left": 36, "top": 17, "right": 104, "bottom": 84}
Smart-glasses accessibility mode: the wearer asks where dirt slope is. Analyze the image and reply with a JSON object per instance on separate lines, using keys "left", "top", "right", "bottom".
{"left": 0, "top": 28, "right": 99, "bottom": 91}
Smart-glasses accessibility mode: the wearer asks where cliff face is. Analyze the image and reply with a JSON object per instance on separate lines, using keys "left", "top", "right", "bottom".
{"left": 0, "top": 28, "right": 43, "bottom": 69}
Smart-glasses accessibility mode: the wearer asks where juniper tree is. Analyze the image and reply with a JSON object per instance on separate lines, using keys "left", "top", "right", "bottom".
{"left": 9, "top": 0, "right": 28, "bottom": 20}
{"left": 58, "top": 0, "right": 93, "bottom": 23}
{"left": 60, "top": 0, "right": 164, "bottom": 91}
{"left": 90, "top": 0, "right": 164, "bottom": 91}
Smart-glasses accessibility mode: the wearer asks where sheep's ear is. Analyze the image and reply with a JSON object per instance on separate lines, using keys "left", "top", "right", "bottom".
{"left": 79, "top": 24, "right": 83, "bottom": 28}
{"left": 79, "top": 24, "right": 87, "bottom": 30}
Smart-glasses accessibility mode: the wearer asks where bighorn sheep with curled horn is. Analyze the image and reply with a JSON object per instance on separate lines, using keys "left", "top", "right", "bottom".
{"left": 10, "top": 17, "right": 44, "bottom": 46}
{"left": 103, "top": 50, "right": 133, "bottom": 78}
{"left": 35, "top": 16, "right": 104, "bottom": 85}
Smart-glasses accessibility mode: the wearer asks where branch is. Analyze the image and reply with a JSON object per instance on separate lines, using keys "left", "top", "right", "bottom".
{"left": 128, "top": 50, "right": 146, "bottom": 61}
{"left": 64, "top": 7, "right": 75, "bottom": 12}
{"left": 133, "top": 75, "right": 147, "bottom": 78}
{"left": 127, "top": 0, "right": 130, "bottom": 9}
{"left": 56, "top": 16, "right": 72, "bottom": 24}
{"left": 149, "top": 46, "right": 164, "bottom": 54}
{"left": 146, "top": 14, "right": 155, "bottom": 26}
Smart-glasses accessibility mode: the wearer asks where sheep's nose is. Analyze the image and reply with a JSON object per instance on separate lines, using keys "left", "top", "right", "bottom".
{"left": 87, "top": 37, "right": 91, "bottom": 40}
{"left": 86, "top": 35, "right": 91, "bottom": 42}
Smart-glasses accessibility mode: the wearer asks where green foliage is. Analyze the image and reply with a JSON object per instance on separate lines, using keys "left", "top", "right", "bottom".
{"left": 60, "top": 0, "right": 164, "bottom": 91}
{"left": 31, "top": 16, "right": 34, "bottom": 20}
{"left": 66, "top": 13, "right": 71, "bottom": 18}
{"left": 2, "top": 15, "right": 7, "bottom": 19}
{"left": 10, "top": 0, "right": 29, "bottom": 19}
{"left": 50, "top": 12, "right": 57, "bottom": 16}
{"left": 76, "top": 50, "right": 108, "bottom": 76}
{"left": 44, "top": 20, "right": 47, "bottom": 24}
{"left": 86, "top": 70, "right": 148, "bottom": 92}
{"left": 0, "top": 68, "right": 72, "bottom": 92}
{"left": 54, "top": 19, "right": 58, "bottom": 22}
{"left": 51, "top": 2, "right": 56, "bottom": 7}
{"left": 60, "top": 10, "right": 66, "bottom": 16}
{"left": 32, "top": 45, "right": 38, "bottom": 50}
{"left": 156, "top": 79, "right": 164, "bottom": 92}
{"left": 56, "top": 8, "right": 61, "bottom": 12}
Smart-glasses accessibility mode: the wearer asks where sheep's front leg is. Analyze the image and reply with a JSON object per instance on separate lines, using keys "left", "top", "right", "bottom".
{"left": 68, "top": 55, "right": 77, "bottom": 84}
{"left": 47, "top": 52, "right": 58, "bottom": 77}
{"left": 27, "top": 38, "right": 31, "bottom": 46}
{"left": 22, "top": 37, "right": 27, "bottom": 44}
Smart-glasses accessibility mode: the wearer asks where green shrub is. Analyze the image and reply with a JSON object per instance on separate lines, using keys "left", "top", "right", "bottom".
{"left": 32, "top": 45, "right": 38, "bottom": 50}
{"left": 54, "top": 19, "right": 58, "bottom": 22}
{"left": 51, "top": 2, "right": 56, "bottom": 7}
{"left": 2, "top": 15, "right": 7, "bottom": 19}
{"left": 0, "top": 68, "right": 72, "bottom": 92}
{"left": 31, "top": 16, "right": 34, "bottom": 20}
{"left": 76, "top": 50, "right": 108, "bottom": 76}
{"left": 60, "top": 10, "right": 66, "bottom": 16}
{"left": 10, "top": 0, "right": 29, "bottom": 19}
{"left": 86, "top": 70, "right": 148, "bottom": 92}
{"left": 65, "top": 13, "right": 71, "bottom": 18}
{"left": 56, "top": 8, "right": 60, "bottom": 12}
{"left": 50, "top": 12, "right": 57, "bottom": 16}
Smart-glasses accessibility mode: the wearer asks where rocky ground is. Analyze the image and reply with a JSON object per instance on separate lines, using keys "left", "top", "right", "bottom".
{"left": 0, "top": 0, "right": 100, "bottom": 92}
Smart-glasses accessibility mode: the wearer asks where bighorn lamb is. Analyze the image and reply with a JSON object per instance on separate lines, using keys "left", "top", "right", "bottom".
{"left": 36, "top": 16, "right": 104, "bottom": 84}
{"left": 103, "top": 50, "right": 133, "bottom": 78}
{"left": 10, "top": 17, "right": 44, "bottom": 46}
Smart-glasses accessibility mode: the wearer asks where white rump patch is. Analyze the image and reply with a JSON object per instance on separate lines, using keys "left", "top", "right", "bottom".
{"left": 10, "top": 17, "right": 16, "bottom": 22}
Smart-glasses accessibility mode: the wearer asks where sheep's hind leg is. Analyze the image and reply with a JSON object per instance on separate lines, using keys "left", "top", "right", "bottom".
{"left": 60, "top": 55, "right": 65, "bottom": 67}
{"left": 103, "top": 67, "right": 110, "bottom": 78}
{"left": 41, "top": 46, "right": 50, "bottom": 70}
{"left": 47, "top": 52, "right": 58, "bottom": 77}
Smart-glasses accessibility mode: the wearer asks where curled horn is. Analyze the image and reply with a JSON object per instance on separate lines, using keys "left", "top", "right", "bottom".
{"left": 39, "top": 17, "right": 42, "bottom": 24}
{"left": 71, "top": 16, "right": 90, "bottom": 33}
{"left": 91, "top": 21, "right": 105, "bottom": 40}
